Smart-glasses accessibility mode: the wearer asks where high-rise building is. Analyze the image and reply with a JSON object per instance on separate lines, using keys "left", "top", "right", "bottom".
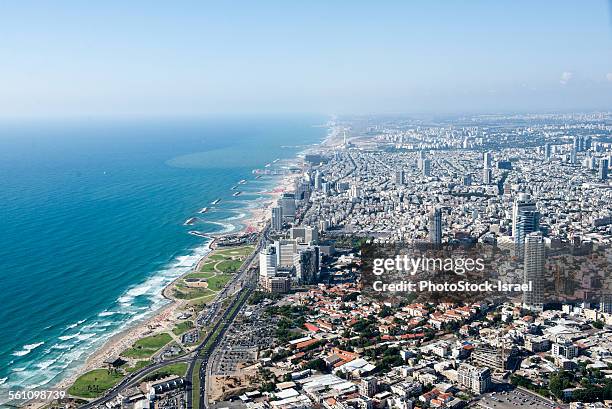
{"left": 599, "top": 158, "right": 609, "bottom": 181}
{"left": 573, "top": 135, "right": 584, "bottom": 152}
{"left": 314, "top": 170, "right": 322, "bottom": 190}
{"left": 523, "top": 232, "right": 545, "bottom": 311}
{"left": 274, "top": 239, "right": 299, "bottom": 267}
{"left": 570, "top": 148, "right": 577, "bottom": 164}
{"left": 289, "top": 226, "right": 319, "bottom": 244}
{"left": 544, "top": 143, "right": 551, "bottom": 160}
{"left": 512, "top": 194, "right": 539, "bottom": 251}
{"left": 271, "top": 206, "right": 283, "bottom": 231}
{"left": 295, "top": 179, "right": 311, "bottom": 201}
{"left": 395, "top": 169, "right": 405, "bottom": 186}
{"left": 457, "top": 364, "right": 491, "bottom": 394}
{"left": 600, "top": 293, "right": 612, "bottom": 314}
{"left": 259, "top": 245, "right": 277, "bottom": 279}
{"left": 483, "top": 168, "right": 492, "bottom": 185}
{"left": 350, "top": 184, "right": 362, "bottom": 200}
{"left": 279, "top": 193, "right": 296, "bottom": 221}
{"left": 429, "top": 207, "right": 442, "bottom": 245}
{"left": 514, "top": 210, "right": 540, "bottom": 252}
{"left": 483, "top": 152, "right": 492, "bottom": 169}
{"left": 422, "top": 159, "right": 431, "bottom": 177}
{"left": 293, "top": 246, "right": 320, "bottom": 284}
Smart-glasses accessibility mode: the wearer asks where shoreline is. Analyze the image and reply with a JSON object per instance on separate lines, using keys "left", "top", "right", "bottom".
{"left": 47, "top": 166, "right": 300, "bottom": 401}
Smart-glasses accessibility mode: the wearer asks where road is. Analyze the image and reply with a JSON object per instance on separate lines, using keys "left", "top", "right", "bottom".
{"left": 187, "top": 228, "right": 266, "bottom": 409}
{"left": 79, "top": 227, "right": 267, "bottom": 409}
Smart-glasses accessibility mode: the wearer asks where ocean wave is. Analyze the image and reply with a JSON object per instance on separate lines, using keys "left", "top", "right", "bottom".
{"left": 225, "top": 211, "right": 247, "bottom": 221}
{"left": 51, "top": 344, "right": 72, "bottom": 350}
{"left": 36, "top": 360, "right": 55, "bottom": 370}
{"left": 12, "top": 342, "right": 44, "bottom": 357}
{"left": 98, "top": 311, "right": 117, "bottom": 317}
{"left": 58, "top": 334, "right": 79, "bottom": 341}
{"left": 5, "top": 241, "right": 213, "bottom": 391}
{"left": 204, "top": 220, "right": 237, "bottom": 234}
{"left": 66, "top": 319, "right": 86, "bottom": 330}
{"left": 0, "top": 377, "right": 7, "bottom": 385}
{"left": 76, "top": 333, "right": 96, "bottom": 341}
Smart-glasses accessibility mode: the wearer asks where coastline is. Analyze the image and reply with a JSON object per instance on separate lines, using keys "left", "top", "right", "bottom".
{"left": 48, "top": 166, "right": 300, "bottom": 400}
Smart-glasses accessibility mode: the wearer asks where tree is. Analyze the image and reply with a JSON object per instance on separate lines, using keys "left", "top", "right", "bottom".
{"left": 549, "top": 371, "right": 572, "bottom": 399}
{"left": 305, "top": 358, "right": 328, "bottom": 372}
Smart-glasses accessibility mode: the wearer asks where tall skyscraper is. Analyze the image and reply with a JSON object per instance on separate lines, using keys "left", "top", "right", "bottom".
{"left": 422, "top": 159, "right": 431, "bottom": 177}
{"left": 599, "top": 158, "right": 609, "bottom": 181}
{"left": 429, "top": 207, "right": 442, "bottom": 245}
{"left": 274, "top": 239, "right": 299, "bottom": 267}
{"left": 573, "top": 135, "right": 583, "bottom": 152}
{"left": 293, "top": 246, "right": 320, "bottom": 284}
{"left": 512, "top": 194, "right": 539, "bottom": 251}
{"left": 483, "top": 168, "right": 492, "bottom": 185}
{"left": 259, "top": 245, "right": 277, "bottom": 278}
{"left": 483, "top": 152, "right": 492, "bottom": 184}
{"left": 483, "top": 152, "right": 492, "bottom": 169}
{"left": 395, "top": 169, "right": 405, "bottom": 185}
{"left": 279, "top": 193, "right": 296, "bottom": 221}
{"left": 523, "top": 232, "right": 545, "bottom": 311}
{"left": 314, "top": 170, "right": 322, "bottom": 190}
{"left": 544, "top": 143, "right": 551, "bottom": 160}
{"left": 271, "top": 206, "right": 283, "bottom": 231}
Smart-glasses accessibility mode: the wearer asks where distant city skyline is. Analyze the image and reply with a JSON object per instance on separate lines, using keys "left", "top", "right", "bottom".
{"left": 1, "top": 1, "right": 612, "bottom": 117}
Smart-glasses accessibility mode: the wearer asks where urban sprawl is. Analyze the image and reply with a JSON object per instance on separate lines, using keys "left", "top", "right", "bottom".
{"left": 44, "top": 113, "right": 612, "bottom": 409}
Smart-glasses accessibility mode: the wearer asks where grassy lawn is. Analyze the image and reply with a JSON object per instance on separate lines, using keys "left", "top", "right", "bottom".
{"left": 215, "top": 259, "right": 243, "bottom": 273}
{"left": 121, "top": 333, "right": 172, "bottom": 359}
{"left": 188, "top": 294, "right": 217, "bottom": 309}
{"left": 185, "top": 272, "right": 215, "bottom": 279}
{"left": 149, "top": 362, "right": 188, "bottom": 378}
{"left": 68, "top": 369, "right": 124, "bottom": 398}
{"left": 199, "top": 261, "right": 217, "bottom": 272}
{"left": 207, "top": 253, "right": 226, "bottom": 261}
{"left": 172, "top": 320, "right": 194, "bottom": 335}
{"left": 216, "top": 245, "right": 254, "bottom": 257}
{"left": 192, "top": 360, "right": 202, "bottom": 408}
{"left": 174, "top": 286, "right": 215, "bottom": 300}
{"left": 206, "top": 274, "right": 231, "bottom": 291}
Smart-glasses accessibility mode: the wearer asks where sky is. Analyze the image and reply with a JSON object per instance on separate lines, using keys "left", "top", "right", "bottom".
{"left": 0, "top": 0, "right": 611, "bottom": 117}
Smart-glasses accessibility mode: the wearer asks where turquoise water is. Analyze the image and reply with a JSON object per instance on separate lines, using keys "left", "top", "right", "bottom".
{"left": 0, "top": 117, "right": 325, "bottom": 396}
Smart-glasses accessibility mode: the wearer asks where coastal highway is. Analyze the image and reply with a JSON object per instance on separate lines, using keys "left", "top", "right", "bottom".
{"left": 188, "top": 284, "right": 255, "bottom": 409}
{"left": 189, "top": 229, "right": 265, "bottom": 409}
{"left": 79, "top": 227, "right": 267, "bottom": 409}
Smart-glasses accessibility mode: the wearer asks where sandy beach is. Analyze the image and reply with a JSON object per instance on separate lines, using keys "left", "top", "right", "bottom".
{"left": 48, "top": 167, "right": 300, "bottom": 401}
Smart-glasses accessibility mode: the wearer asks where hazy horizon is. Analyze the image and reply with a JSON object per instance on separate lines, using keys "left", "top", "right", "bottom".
{"left": 1, "top": 1, "right": 612, "bottom": 118}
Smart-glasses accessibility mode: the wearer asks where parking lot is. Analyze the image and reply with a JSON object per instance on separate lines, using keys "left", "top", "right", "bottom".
{"left": 476, "top": 387, "right": 564, "bottom": 409}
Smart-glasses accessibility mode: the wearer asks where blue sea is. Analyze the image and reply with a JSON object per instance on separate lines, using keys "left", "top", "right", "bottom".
{"left": 0, "top": 116, "right": 325, "bottom": 397}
